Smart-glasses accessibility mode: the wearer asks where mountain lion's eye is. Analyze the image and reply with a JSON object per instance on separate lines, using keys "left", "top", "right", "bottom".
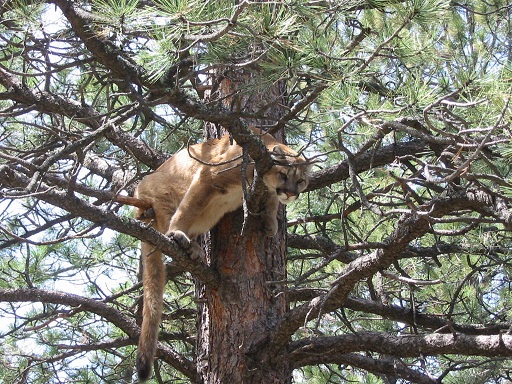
{"left": 279, "top": 172, "right": 288, "bottom": 180}
{"left": 297, "top": 179, "right": 305, "bottom": 184}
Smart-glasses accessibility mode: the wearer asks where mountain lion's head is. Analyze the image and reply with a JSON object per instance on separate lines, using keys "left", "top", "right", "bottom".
{"left": 264, "top": 145, "right": 311, "bottom": 204}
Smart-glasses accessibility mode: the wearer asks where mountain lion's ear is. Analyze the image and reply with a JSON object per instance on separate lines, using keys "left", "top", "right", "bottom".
{"left": 271, "top": 145, "right": 287, "bottom": 163}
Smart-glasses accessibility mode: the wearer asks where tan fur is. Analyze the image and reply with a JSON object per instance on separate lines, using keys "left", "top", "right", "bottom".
{"left": 134, "top": 127, "right": 310, "bottom": 381}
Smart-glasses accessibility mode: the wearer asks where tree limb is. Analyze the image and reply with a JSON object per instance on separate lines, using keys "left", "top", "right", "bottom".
{"left": 307, "top": 140, "right": 428, "bottom": 192}
{"left": 0, "top": 288, "right": 138, "bottom": 338}
{"left": 289, "top": 332, "right": 512, "bottom": 362}
{"left": 295, "top": 353, "right": 437, "bottom": 384}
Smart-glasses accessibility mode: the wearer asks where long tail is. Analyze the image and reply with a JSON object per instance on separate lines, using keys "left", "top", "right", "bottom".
{"left": 136, "top": 241, "right": 166, "bottom": 382}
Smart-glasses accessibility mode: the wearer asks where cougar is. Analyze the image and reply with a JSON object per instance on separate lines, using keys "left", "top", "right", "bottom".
{"left": 134, "top": 127, "right": 311, "bottom": 381}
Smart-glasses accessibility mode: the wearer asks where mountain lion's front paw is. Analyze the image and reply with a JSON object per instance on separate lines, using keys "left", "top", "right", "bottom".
{"left": 167, "top": 230, "right": 191, "bottom": 246}
{"left": 167, "top": 230, "right": 203, "bottom": 260}
{"left": 263, "top": 216, "right": 278, "bottom": 237}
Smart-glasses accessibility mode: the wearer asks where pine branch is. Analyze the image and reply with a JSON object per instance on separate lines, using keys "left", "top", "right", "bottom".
{"left": 307, "top": 140, "right": 428, "bottom": 191}
{"left": 295, "top": 353, "right": 437, "bottom": 384}
{"left": 343, "top": 296, "right": 511, "bottom": 336}
{"left": 0, "top": 288, "right": 138, "bottom": 338}
{"left": 50, "top": 0, "right": 144, "bottom": 82}
{"left": 289, "top": 332, "right": 512, "bottom": 363}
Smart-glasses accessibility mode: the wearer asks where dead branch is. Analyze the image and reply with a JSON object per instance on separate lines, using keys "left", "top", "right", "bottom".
{"left": 114, "top": 194, "right": 152, "bottom": 210}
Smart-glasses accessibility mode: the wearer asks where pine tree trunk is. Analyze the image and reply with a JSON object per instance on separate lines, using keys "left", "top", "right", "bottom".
{"left": 196, "top": 209, "right": 290, "bottom": 383}
{"left": 195, "top": 69, "right": 291, "bottom": 383}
